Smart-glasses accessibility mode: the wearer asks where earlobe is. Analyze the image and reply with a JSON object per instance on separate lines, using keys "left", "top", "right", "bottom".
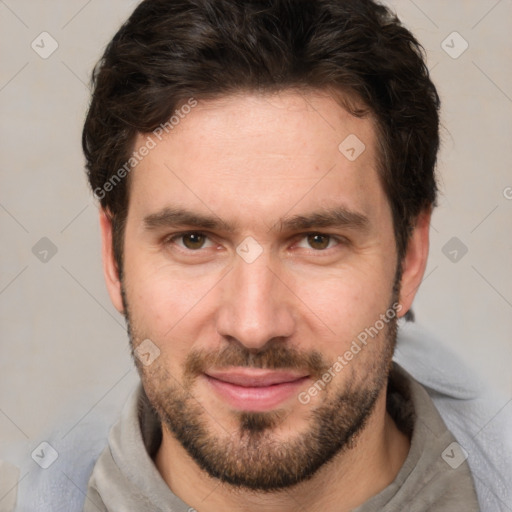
{"left": 397, "top": 207, "right": 432, "bottom": 318}
{"left": 99, "top": 209, "right": 125, "bottom": 314}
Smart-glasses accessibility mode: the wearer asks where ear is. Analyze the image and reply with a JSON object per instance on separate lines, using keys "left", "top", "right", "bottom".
{"left": 99, "top": 209, "right": 124, "bottom": 314}
{"left": 397, "top": 207, "right": 431, "bottom": 318}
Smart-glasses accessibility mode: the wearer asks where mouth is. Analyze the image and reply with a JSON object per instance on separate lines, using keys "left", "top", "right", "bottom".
{"left": 203, "top": 368, "right": 310, "bottom": 412}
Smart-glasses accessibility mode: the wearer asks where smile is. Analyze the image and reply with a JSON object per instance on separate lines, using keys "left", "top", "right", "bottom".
{"left": 203, "top": 368, "right": 310, "bottom": 411}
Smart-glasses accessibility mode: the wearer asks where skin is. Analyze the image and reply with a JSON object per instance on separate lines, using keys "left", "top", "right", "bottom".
{"left": 100, "top": 90, "right": 431, "bottom": 512}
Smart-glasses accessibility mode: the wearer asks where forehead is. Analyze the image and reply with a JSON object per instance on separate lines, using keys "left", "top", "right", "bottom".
{"left": 128, "top": 90, "right": 388, "bottom": 230}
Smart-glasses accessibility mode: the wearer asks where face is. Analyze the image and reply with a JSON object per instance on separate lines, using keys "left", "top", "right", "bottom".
{"left": 105, "top": 90, "right": 420, "bottom": 491}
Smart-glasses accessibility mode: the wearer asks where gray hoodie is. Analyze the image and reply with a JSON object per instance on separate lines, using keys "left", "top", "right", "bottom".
{"left": 83, "top": 364, "right": 480, "bottom": 512}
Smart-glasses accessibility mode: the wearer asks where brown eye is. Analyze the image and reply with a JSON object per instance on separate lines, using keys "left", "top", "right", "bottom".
{"left": 164, "top": 231, "right": 217, "bottom": 259}
{"left": 181, "top": 232, "right": 207, "bottom": 250}
{"left": 306, "top": 234, "right": 331, "bottom": 250}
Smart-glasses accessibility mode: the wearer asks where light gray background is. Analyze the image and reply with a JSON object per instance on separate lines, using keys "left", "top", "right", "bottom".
{"left": 1, "top": 0, "right": 511, "bottom": 467}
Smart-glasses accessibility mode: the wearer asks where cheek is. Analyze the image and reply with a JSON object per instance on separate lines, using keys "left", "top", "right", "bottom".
{"left": 122, "top": 253, "right": 223, "bottom": 362}
{"left": 290, "top": 264, "right": 394, "bottom": 349}
{"left": 128, "top": 273, "right": 203, "bottom": 329}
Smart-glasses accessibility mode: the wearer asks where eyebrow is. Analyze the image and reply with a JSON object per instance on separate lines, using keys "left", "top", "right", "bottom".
{"left": 143, "top": 206, "right": 370, "bottom": 234}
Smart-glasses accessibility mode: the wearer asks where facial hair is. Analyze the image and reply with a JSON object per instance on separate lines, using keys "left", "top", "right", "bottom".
{"left": 121, "top": 283, "right": 400, "bottom": 492}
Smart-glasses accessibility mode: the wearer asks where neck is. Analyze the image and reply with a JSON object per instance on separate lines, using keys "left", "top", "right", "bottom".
{"left": 154, "top": 388, "right": 410, "bottom": 512}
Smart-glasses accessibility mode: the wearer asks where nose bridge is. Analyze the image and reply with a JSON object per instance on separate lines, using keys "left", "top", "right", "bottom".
{"left": 216, "top": 251, "right": 295, "bottom": 349}
{"left": 237, "top": 256, "right": 275, "bottom": 312}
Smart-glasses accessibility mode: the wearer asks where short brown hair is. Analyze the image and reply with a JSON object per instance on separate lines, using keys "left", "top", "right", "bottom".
{"left": 82, "top": 0, "right": 440, "bottom": 278}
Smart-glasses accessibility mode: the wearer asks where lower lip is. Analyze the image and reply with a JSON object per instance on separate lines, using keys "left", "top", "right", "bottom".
{"left": 204, "top": 375, "right": 309, "bottom": 412}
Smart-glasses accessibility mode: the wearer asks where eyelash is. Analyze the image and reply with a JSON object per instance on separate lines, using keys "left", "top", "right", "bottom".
{"left": 163, "top": 231, "right": 348, "bottom": 254}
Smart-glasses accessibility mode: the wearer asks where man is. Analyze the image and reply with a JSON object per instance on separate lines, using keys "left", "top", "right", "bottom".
{"left": 81, "top": 1, "right": 481, "bottom": 510}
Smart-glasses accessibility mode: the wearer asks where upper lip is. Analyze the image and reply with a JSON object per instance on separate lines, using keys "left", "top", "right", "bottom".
{"left": 204, "top": 368, "right": 309, "bottom": 387}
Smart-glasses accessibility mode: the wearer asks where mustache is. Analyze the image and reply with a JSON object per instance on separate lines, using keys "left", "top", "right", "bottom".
{"left": 183, "top": 342, "right": 331, "bottom": 381}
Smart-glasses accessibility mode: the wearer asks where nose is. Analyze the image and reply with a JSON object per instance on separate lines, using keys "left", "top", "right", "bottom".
{"left": 215, "top": 251, "right": 296, "bottom": 351}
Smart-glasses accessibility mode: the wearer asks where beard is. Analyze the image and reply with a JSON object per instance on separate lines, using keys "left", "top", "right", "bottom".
{"left": 121, "top": 280, "right": 400, "bottom": 492}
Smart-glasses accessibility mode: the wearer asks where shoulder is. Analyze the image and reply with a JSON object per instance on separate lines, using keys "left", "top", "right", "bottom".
{"left": 394, "top": 321, "right": 512, "bottom": 512}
